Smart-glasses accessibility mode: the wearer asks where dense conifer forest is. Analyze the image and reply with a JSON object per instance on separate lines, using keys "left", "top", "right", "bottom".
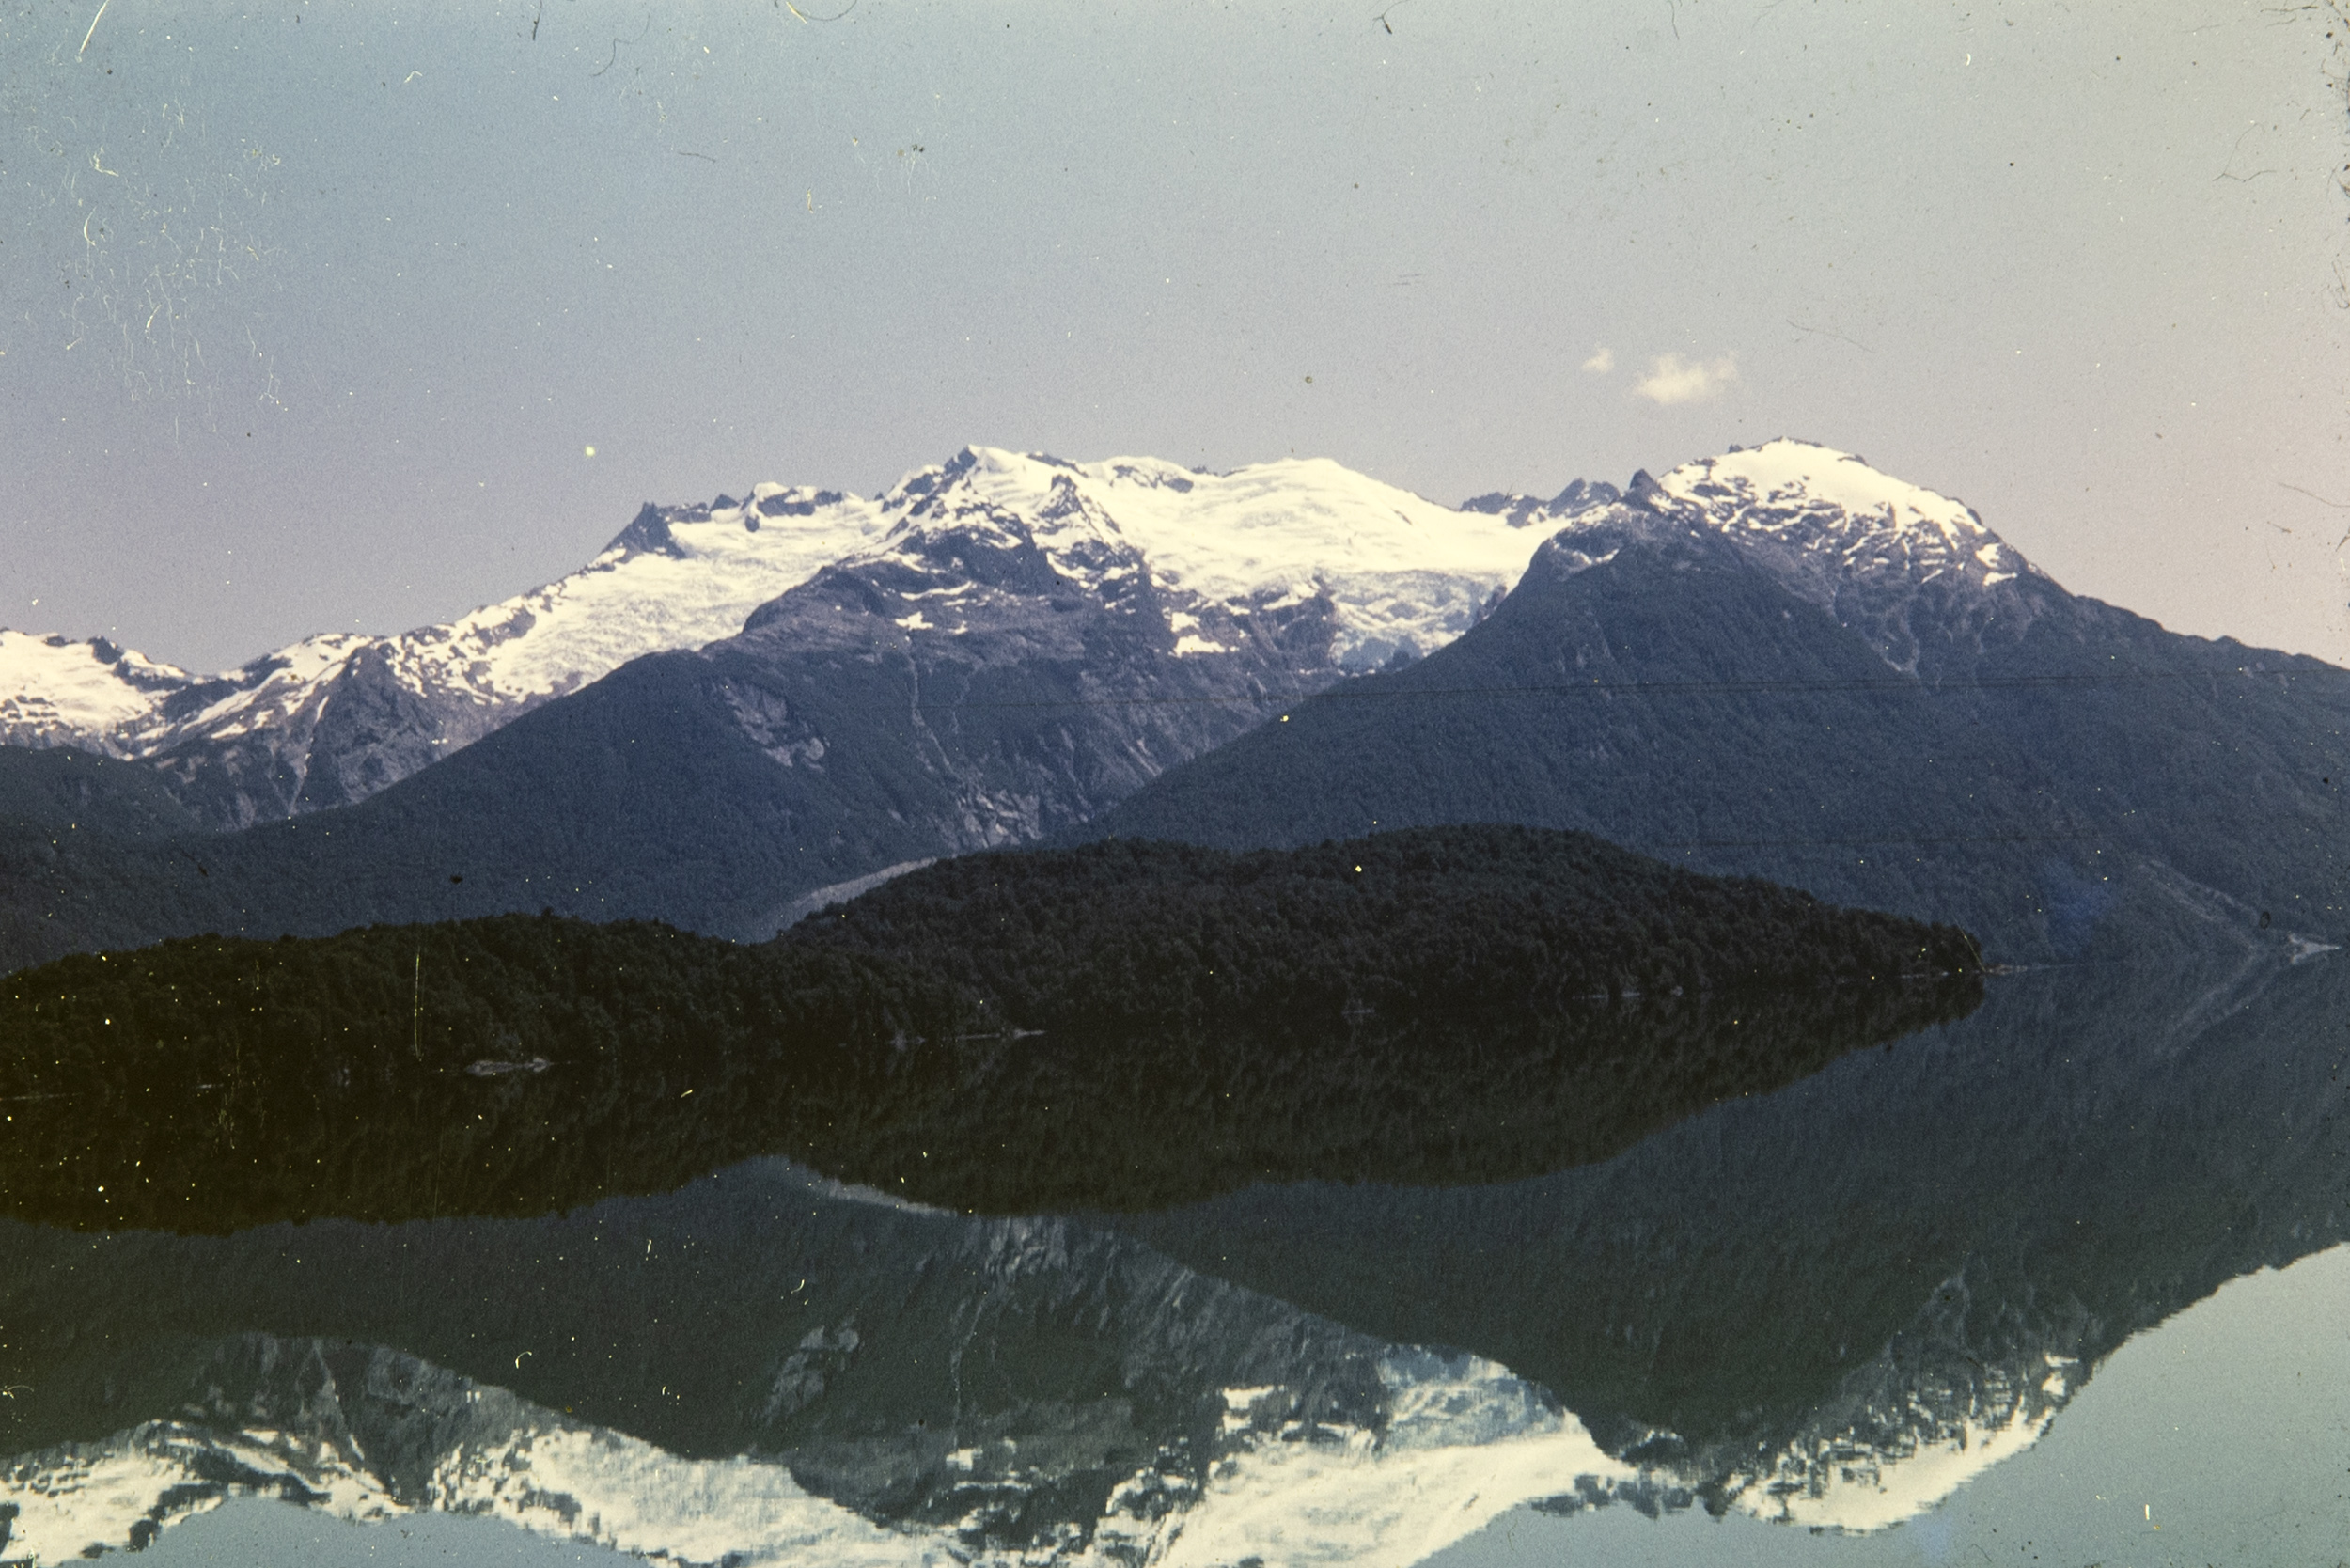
{"left": 792, "top": 825, "right": 1982, "bottom": 1029}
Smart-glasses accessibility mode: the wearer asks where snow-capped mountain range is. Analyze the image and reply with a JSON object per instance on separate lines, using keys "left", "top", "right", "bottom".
{"left": 1491, "top": 440, "right": 2058, "bottom": 678}
{"left": 2, "top": 447, "right": 1572, "bottom": 828}
{"left": 0, "top": 441, "right": 2044, "bottom": 832}
{"left": 18, "top": 433, "right": 2338, "bottom": 974}
{"left": 1653, "top": 443, "right": 2028, "bottom": 596}
{"left": 0, "top": 484, "right": 885, "bottom": 826}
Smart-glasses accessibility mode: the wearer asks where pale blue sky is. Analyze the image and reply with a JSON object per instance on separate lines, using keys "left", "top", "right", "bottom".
{"left": 4, "top": 0, "right": 2345, "bottom": 673}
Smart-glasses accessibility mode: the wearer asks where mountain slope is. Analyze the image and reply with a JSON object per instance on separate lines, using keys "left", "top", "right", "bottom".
{"left": 0, "top": 450, "right": 1543, "bottom": 831}
{"left": 0, "top": 745, "right": 200, "bottom": 843}
{"left": 1079, "top": 441, "right": 2350, "bottom": 962}
{"left": 0, "top": 748, "right": 235, "bottom": 967}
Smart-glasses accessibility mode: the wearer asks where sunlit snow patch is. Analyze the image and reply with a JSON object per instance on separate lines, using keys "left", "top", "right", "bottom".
{"left": 424, "top": 1426, "right": 940, "bottom": 1567}
{"left": 1139, "top": 1350, "right": 1635, "bottom": 1568}
{"left": 0, "top": 1421, "right": 396, "bottom": 1565}
{"left": 0, "top": 629, "right": 196, "bottom": 749}
{"left": 1716, "top": 1346, "right": 2083, "bottom": 1535}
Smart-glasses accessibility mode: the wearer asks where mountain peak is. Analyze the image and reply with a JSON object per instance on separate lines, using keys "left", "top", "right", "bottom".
{"left": 1624, "top": 468, "right": 1668, "bottom": 509}
{"left": 1651, "top": 438, "right": 2029, "bottom": 591}
{"left": 1530, "top": 439, "right": 2052, "bottom": 675}
{"left": 1666, "top": 437, "right": 1975, "bottom": 528}
{"left": 606, "top": 501, "right": 686, "bottom": 559}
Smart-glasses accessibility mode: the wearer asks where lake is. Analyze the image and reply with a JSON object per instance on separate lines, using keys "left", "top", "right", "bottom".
{"left": 4, "top": 951, "right": 2344, "bottom": 1565}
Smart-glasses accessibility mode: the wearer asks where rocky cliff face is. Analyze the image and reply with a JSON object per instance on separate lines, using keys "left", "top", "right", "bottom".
{"left": 705, "top": 454, "right": 1364, "bottom": 896}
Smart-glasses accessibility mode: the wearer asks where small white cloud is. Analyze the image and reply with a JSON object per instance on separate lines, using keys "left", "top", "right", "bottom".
{"left": 1581, "top": 346, "right": 1615, "bottom": 375}
{"left": 1634, "top": 353, "right": 1737, "bottom": 406}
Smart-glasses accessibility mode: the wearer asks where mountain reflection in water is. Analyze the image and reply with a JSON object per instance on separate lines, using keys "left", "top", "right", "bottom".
{"left": 1422, "top": 1242, "right": 2350, "bottom": 1568}
{"left": 0, "top": 954, "right": 2342, "bottom": 1564}
{"left": 1112, "top": 954, "right": 2350, "bottom": 1525}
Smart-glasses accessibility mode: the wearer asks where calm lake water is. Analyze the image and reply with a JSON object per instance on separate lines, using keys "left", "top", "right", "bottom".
{"left": 4, "top": 952, "right": 2345, "bottom": 1566}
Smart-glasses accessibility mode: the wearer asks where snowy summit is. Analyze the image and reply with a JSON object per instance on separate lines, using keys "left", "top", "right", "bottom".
{"left": 1533, "top": 438, "right": 2054, "bottom": 675}
{"left": 1653, "top": 439, "right": 2031, "bottom": 595}
{"left": 867, "top": 447, "right": 1544, "bottom": 668}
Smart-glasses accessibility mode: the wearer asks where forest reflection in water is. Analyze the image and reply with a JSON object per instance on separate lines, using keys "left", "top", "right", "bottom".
{"left": 0, "top": 966, "right": 1975, "bottom": 1230}
{"left": 1, "top": 952, "right": 2343, "bottom": 1564}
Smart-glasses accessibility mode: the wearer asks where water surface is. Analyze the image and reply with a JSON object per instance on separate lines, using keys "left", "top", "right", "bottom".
{"left": 3, "top": 954, "right": 2342, "bottom": 1564}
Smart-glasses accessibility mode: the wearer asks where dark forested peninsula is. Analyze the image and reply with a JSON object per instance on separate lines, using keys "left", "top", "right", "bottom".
{"left": 1, "top": 826, "right": 1979, "bottom": 1230}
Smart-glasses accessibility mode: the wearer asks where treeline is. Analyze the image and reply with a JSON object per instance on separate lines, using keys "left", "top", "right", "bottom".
{"left": 0, "top": 826, "right": 1981, "bottom": 1231}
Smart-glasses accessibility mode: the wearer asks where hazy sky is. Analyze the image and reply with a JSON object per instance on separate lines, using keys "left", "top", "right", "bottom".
{"left": 5, "top": 0, "right": 2346, "bottom": 675}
